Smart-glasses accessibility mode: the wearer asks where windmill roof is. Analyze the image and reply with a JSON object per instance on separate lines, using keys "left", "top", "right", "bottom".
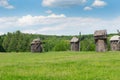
{"left": 110, "top": 35, "right": 120, "bottom": 41}
{"left": 33, "top": 38, "right": 41, "bottom": 42}
{"left": 94, "top": 30, "right": 107, "bottom": 36}
{"left": 31, "top": 38, "right": 42, "bottom": 44}
{"left": 70, "top": 37, "right": 79, "bottom": 42}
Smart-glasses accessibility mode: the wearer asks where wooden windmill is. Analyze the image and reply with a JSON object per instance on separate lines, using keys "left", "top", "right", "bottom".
{"left": 110, "top": 30, "right": 120, "bottom": 51}
{"left": 94, "top": 30, "right": 107, "bottom": 52}
{"left": 31, "top": 38, "right": 43, "bottom": 53}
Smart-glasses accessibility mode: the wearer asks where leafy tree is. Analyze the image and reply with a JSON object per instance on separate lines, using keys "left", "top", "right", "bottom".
{"left": 0, "top": 30, "right": 114, "bottom": 52}
{"left": 53, "top": 40, "right": 70, "bottom": 51}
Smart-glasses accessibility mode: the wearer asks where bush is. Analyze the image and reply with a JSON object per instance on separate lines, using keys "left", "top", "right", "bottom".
{"left": 53, "top": 40, "right": 70, "bottom": 51}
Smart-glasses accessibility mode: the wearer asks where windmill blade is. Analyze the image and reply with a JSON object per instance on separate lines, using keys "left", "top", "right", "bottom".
{"left": 117, "top": 37, "right": 120, "bottom": 44}
{"left": 117, "top": 40, "right": 120, "bottom": 45}
{"left": 36, "top": 43, "right": 40, "bottom": 50}
{"left": 116, "top": 29, "right": 120, "bottom": 45}
{"left": 79, "top": 32, "right": 81, "bottom": 40}
{"left": 79, "top": 32, "right": 81, "bottom": 51}
{"left": 79, "top": 32, "right": 84, "bottom": 41}
{"left": 117, "top": 29, "right": 120, "bottom": 35}
{"left": 33, "top": 43, "right": 40, "bottom": 50}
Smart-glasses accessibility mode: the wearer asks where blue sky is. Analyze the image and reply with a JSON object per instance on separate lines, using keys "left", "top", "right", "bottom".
{"left": 0, "top": 0, "right": 120, "bottom": 35}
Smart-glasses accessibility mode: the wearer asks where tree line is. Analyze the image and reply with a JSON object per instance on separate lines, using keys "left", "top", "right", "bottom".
{"left": 0, "top": 31, "right": 115, "bottom": 52}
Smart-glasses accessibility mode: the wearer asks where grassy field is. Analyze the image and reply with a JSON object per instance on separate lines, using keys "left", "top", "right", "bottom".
{"left": 0, "top": 51, "right": 120, "bottom": 80}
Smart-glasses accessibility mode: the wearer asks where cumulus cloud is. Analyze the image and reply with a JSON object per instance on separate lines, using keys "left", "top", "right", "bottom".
{"left": 21, "top": 17, "right": 120, "bottom": 35}
{"left": 0, "top": 32, "right": 4, "bottom": 35}
{"left": 45, "top": 10, "right": 53, "bottom": 14}
{"left": 0, "top": 17, "right": 18, "bottom": 28}
{"left": 42, "top": 0, "right": 87, "bottom": 7}
{"left": 17, "top": 14, "right": 66, "bottom": 26}
{"left": 84, "top": 6, "right": 92, "bottom": 11}
{"left": 22, "top": 25, "right": 65, "bottom": 34}
{"left": 92, "top": 0, "right": 107, "bottom": 7}
{"left": 0, "top": 14, "right": 120, "bottom": 35}
{"left": 0, "top": 0, "right": 14, "bottom": 9}
{"left": 42, "top": 0, "right": 107, "bottom": 10}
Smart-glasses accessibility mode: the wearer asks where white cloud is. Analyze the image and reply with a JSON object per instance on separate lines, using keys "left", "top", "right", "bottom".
{"left": 0, "top": 14, "right": 120, "bottom": 35}
{"left": 22, "top": 25, "right": 65, "bottom": 34}
{"left": 92, "top": 0, "right": 107, "bottom": 7}
{"left": 0, "top": 32, "right": 4, "bottom": 35}
{"left": 0, "top": 17, "right": 18, "bottom": 28}
{"left": 45, "top": 10, "right": 53, "bottom": 14}
{"left": 47, "top": 13, "right": 66, "bottom": 18}
{"left": 0, "top": 0, "right": 14, "bottom": 9}
{"left": 84, "top": 6, "right": 92, "bottom": 11}
{"left": 17, "top": 14, "right": 66, "bottom": 26}
{"left": 42, "top": 0, "right": 87, "bottom": 7}
{"left": 42, "top": 0, "right": 107, "bottom": 10}
{"left": 21, "top": 17, "right": 120, "bottom": 35}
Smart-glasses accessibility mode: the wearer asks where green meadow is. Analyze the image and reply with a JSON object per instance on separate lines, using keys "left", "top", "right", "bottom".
{"left": 0, "top": 51, "right": 120, "bottom": 80}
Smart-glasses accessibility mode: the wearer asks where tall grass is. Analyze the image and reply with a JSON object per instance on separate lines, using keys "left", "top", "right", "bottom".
{"left": 0, "top": 51, "right": 120, "bottom": 80}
